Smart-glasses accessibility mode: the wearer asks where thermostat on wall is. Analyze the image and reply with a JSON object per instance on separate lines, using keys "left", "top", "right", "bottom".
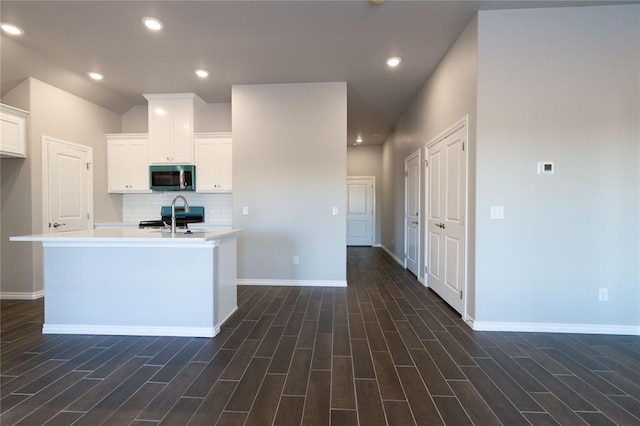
{"left": 537, "top": 162, "right": 554, "bottom": 175}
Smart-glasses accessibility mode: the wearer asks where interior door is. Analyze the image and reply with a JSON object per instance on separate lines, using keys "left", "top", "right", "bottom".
{"left": 47, "top": 139, "right": 91, "bottom": 233}
{"left": 405, "top": 151, "right": 420, "bottom": 276}
{"left": 347, "top": 177, "right": 374, "bottom": 246}
{"left": 427, "top": 125, "right": 466, "bottom": 314}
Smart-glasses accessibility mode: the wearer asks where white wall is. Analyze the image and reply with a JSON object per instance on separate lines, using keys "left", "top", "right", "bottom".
{"left": 347, "top": 145, "right": 383, "bottom": 245}
{"left": 232, "top": 83, "right": 347, "bottom": 284}
{"left": 475, "top": 5, "right": 639, "bottom": 329}
{"left": 122, "top": 103, "right": 232, "bottom": 133}
{"left": 1, "top": 78, "right": 121, "bottom": 296}
{"left": 382, "top": 16, "right": 478, "bottom": 314}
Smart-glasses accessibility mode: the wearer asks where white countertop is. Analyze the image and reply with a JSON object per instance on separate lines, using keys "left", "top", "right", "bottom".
{"left": 10, "top": 228, "right": 241, "bottom": 246}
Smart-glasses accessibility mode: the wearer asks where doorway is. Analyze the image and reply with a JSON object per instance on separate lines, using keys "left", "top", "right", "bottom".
{"left": 42, "top": 136, "right": 93, "bottom": 233}
{"left": 347, "top": 176, "right": 375, "bottom": 246}
{"left": 404, "top": 150, "right": 421, "bottom": 277}
{"left": 425, "top": 117, "right": 467, "bottom": 315}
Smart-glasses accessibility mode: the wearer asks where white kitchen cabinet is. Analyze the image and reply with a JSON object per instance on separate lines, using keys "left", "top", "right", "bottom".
{"left": 144, "top": 93, "right": 206, "bottom": 165}
{"left": 195, "top": 133, "right": 232, "bottom": 192}
{"left": 106, "top": 134, "right": 151, "bottom": 193}
{"left": 1, "top": 104, "right": 28, "bottom": 158}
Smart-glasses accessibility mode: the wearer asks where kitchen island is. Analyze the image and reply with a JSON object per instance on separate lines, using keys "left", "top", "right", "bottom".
{"left": 10, "top": 228, "right": 240, "bottom": 338}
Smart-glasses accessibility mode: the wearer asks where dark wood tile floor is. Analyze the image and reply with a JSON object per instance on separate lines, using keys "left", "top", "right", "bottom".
{"left": 1, "top": 247, "right": 640, "bottom": 425}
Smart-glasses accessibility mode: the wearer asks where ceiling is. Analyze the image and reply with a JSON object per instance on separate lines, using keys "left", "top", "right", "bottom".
{"left": 0, "top": 0, "right": 630, "bottom": 146}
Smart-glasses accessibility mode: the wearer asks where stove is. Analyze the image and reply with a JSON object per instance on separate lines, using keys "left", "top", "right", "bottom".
{"left": 139, "top": 206, "right": 205, "bottom": 229}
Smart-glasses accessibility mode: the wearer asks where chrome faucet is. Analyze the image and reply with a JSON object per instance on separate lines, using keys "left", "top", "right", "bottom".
{"left": 170, "top": 195, "right": 190, "bottom": 235}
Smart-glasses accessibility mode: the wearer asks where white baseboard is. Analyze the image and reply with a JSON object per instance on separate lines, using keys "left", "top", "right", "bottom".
{"left": 0, "top": 290, "right": 45, "bottom": 300}
{"left": 216, "top": 306, "right": 238, "bottom": 330}
{"left": 381, "top": 245, "right": 404, "bottom": 267}
{"left": 471, "top": 320, "right": 640, "bottom": 336}
{"left": 373, "top": 243, "right": 382, "bottom": 247}
{"left": 237, "top": 279, "right": 347, "bottom": 287}
{"left": 42, "top": 323, "right": 219, "bottom": 338}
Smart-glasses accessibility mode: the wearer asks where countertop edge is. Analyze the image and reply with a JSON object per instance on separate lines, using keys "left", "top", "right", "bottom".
{"left": 9, "top": 229, "right": 242, "bottom": 244}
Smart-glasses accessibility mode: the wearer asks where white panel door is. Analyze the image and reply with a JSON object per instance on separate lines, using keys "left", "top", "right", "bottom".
{"left": 347, "top": 177, "right": 374, "bottom": 246}
{"left": 405, "top": 150, "right": 420, "bottom": 276}
{"left": 427, "top": 124, "right": 466, "bottom": 314}
{"left": 47, "top": 139, "right": 91, "bottom": 233}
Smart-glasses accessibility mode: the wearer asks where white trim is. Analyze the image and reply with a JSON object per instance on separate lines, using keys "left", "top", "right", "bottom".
{"left": 42, "top": 323, "right": 220, "bottom": 338}
{"left": 0, "top": 290, "right": 45, "bottom": 300}
{"left": 373, "top": 243, "right": 382, "bottom": 247}
{"left": 471, "top": 321, "right": 640, "bottom": 336}
{"left": 237, "top": 279, "right": 347, "bottom": 287}
{"left": 381, "top": 245, "right": 404, "bottom": 267}
{"left": 216, "top": 306, "right": 238, "bottom": 329}
{"left": 347, "top": 175, "right": 376, "bottom": 246}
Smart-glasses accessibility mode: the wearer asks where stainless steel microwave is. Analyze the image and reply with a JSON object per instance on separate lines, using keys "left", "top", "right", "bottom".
{"left": 149, "top": 165, "right": 196, "bottom": 191}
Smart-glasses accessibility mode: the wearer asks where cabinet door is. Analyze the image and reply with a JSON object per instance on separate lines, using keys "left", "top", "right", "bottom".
{"left": 217, "top": 138, "right": 233, "bottom": 191}
{"left": 195, "top": 134, "right": 232, "bottom": 193}
{"left": 107, "top": 141, "right": 130, "bottom": 192}
{"left": 195, "top": 137, "right": 220, "bottom": 192}
{"left": 149, "top": 99, "right": 175, "bottom": 164}
{"left": 171, "top": 99, "right": 193, "bottom": 164}
{"left": 107, "top": 136, "right": 149, "bottom": 193}
{"left": 129, "top": 140, "right": 150, "bottom": 191}
{"left": 0, "top": 106, "right": 27, "bottom": 158}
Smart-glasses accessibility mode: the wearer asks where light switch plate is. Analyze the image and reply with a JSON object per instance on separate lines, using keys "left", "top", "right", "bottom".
{"left": 490, "top": 206, "right": 504, "bottom": 219}
{"left": 332, "top": 206, "right": 339, "bottom": 216}
{"left": 242, "top": 206, "right": 249, "bottom": 216}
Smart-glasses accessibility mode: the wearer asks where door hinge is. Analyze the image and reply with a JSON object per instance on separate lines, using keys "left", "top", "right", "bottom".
{"left": 86, "top": 162, "right": 92, "bottom": 170}
{"left": 424, "top": 266, "right": 428, "bottom": 274}
{"left": 462, "top": 142, "right": 465, "bottom": 151}
{"left": 423, "top": 159, "right": 428, "bottom": 166}
{"left": 87, "top": 213, "right": 90, "bottom": 219}
{"left": 460, "top": 290, "right": 463, "bottom": 300}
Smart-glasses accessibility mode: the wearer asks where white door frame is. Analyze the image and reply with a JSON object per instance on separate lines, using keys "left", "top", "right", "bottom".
{"left": 404, "top": 149, "right": 421, "bottom": 278}
{"left": 424, "top": 116, "right": 469, "bottom": 319}
{"left": 347, "top": 175, "right": 376, "bottom": 246}
{"left": 42, "top": 135, "right": 94, "bottom": 232}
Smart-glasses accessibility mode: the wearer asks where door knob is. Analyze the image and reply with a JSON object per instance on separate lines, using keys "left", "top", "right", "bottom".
{"left": 52, "top": 222, "right": 66, "bottom": 228}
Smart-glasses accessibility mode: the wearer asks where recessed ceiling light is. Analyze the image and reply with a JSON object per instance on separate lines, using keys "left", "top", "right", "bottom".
{"left": 195, "top": 69, "right": 209, "bottom": 78}
{"left": 371, "top": 0, "right": 384, "bottom": 3}
{"left": 373, "top": 133, "right": 381, "bottom": 138}
{"left": 356, "top": 136, "right": 363, "bottom": 143}
{"left": 88, "top": 72, "right": 103, "bottom": 81}
{"left": 142, "top": 17, "right": 163, "bottom": 31}
{"left": 386, "top": 57, "right": 401, "bottom": 68}
{"left": 1, "top": 23, "right": 24, "bottom": 36}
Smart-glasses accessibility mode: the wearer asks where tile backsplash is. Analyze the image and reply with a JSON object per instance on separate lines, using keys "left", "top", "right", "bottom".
{"left": 123, "top": 192, "right": 232, "bottom": 223}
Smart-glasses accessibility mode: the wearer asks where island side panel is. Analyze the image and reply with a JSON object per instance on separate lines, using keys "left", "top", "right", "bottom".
{"left": 42, "top": 244, "right": 216, "bottom": 336}
{"left": 215, "top": 236, "right": 238, "bottom": 328}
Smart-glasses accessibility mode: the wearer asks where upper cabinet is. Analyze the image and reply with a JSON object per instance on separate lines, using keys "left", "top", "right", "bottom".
{"left": 195, "top": 133, "right": 232, "bottom": 193}
{"left": 1, "top": 104, "right": 28, "bottom": 158}
{"left": 106, "top": 133, "right": 151, "bottom": 193}
{"left": 144, "top": 93, "right": 206, "bottom": 165}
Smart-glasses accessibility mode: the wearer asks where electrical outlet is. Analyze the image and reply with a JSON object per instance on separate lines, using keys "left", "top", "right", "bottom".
{"left": 293, "top": 256, "right": 299, "bottom": 266}
{"left": 490, "top": 206, "right": 504, "bottom": 219}
{"left": 598, "top": 288, "right": 608, "bottom": 301}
